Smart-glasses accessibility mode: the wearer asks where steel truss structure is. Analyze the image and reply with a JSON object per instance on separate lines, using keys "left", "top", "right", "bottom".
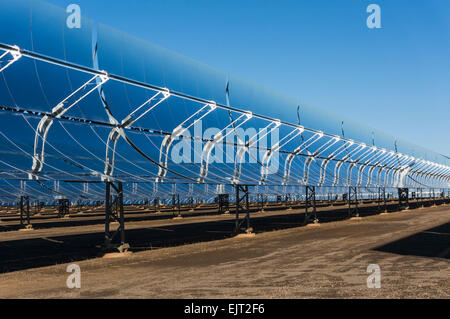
{"left": 0, "top": 42, "right": 448, "bottom": 203}
{"left": 0, "top": 1, "right": 449, "bottom": 250}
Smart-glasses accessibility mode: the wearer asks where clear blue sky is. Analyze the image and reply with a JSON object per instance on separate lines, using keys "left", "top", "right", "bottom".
{"left": 46, "top": 0, "right": 450, "bottom": 156}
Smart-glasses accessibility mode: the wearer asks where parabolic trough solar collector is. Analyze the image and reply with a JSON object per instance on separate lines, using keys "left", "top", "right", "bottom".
{"left": 0, "top": 0, "right": 448, "bottom": 203}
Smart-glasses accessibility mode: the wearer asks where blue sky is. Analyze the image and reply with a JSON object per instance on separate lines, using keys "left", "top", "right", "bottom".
{"left": 46, "top": 0, "right": 450, "bottom": 156}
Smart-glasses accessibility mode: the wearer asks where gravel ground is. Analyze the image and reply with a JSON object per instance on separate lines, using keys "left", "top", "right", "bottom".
{"left": 0, "top": 205, "right": 448, "bottom": 298}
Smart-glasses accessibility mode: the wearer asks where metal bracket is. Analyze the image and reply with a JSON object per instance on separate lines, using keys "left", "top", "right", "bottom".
{"left": 366, "top": 150, "right": 391, "bottom": 187}
{"left": 198, "top": 112, "right": 252, "bottom": 183}
{"left": 0, "top": 46, "right": 22, "bottom": 73}
{"left": 356, "top": 147, "right": 379, "bottom": 186}
{"left": 104, "top": 90, "right": 170, "bottom": 180}
{"left": 318, "top": 140, "right": 352, "bottom": 187}
{"left": 282, "top": 131, "right": 322, "bottom": 185}
{"left": 346, "top": 147, "right": 373, "bottom": 186}
{"left": 333, "top": 143, "right": 364, "bottom": 186}
{"left": 260, "top": 127, "right": 303, "bottom": 185}
{"left": 30, "top": 73, "right": 109, "bottom": 179}
{"left": 299, "top": 136, "right": 338, "bottom": 185}
{"left": 157, "top": 102, "right": 215, "bottom": 183}
{"left": 233, "top": 120, "right": 279, "bottom": 184}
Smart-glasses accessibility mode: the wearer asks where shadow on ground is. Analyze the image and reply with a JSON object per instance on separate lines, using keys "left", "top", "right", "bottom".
{"left": 374, "top": 222, "right": 450, "bottom": 259}
{"left": 0, "top": 207, "right": 356, "bottom": 274}
{"left": 1, "top": 201, "right": 447, "bottom": 274}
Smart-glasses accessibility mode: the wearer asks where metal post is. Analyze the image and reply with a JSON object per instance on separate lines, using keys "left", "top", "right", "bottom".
{"left": 377, "top": 187, "right": 381, "bottom": 213}
{"left": 104, "top": 181, "right": 129, "bottom": 253}
{"left": 58, "top": 198, "right": 70, "bottom": 218}
{"left": 398, "top": 188, "right": 409, "bottom": 210}
{"left": 235, "top": 186, "right": 240, "bottom": 233}
{"left": 19, "top": 197, "right": 23, "bottom": 226}
{"left": 19, "top": 196, "right": 32, "bottom": 229}
{"left": 258, "top": 193, "right": 265, "bottom": 212}
{"left": 172, "top": 194, "right": 181, "bottom": 218}
{"left": 416, "top": 188, "right": 419, "bottom": 207}
{"left": 305, "top": 186, "right": 309, "bottom": 217}
{"left": 312, "top": 187, "right": 317, "bottom": 222}
{"left": 305, "top": 186, "right": 317, "bottom": 224}
{"left": 348, "top": 186, "right": 359, "bottom": 218}
{"left": 246, "top": 189, "right": 250, "bottom": 231}
{"left": 218, "top": 194, "right": 230, "bottom": 214}
{"left": 188, "top": 196, "right": 194, "bottom": 211}
{"left": 154, "top": 197, "right": 160, "bottom": 213}
{"left": 235, "top": 185, "right": 251, "bottom": 234}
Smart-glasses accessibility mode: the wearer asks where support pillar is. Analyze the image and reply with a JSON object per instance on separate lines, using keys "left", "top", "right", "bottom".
{"left": 104, "top": 181, "right": 129, "bottom": 253}
{"left": 19, "top": 196, "right": 33, "bottom": 230}
{"left": 235, "top": 185, "right": 252, "bottom": 234}
{"left": 382, "top": 187, "right": 387, "bottom": 213}
{"left": 188, "top": 196, "right": 194, "bottom": 211}
{"left": 218, "top": 194, "right": 230, "bottom": 214}
{"left": 258, "top": 193, "right": 265, "bottom": 212}
{"left": 348, "top": 186, "right": 359, "bottom": 218}
{"left": 58, "top": 198, "right": 70, "bottom": 218}
{"left": 153, "top": 197, "right": 161, "bottom": 213}
{"left": 305, "top": 186, "right": 318, "bottom": 225}
{"left": 398, "top": 188, "right": 409, "bottom": 210}
{"left": 285, "top": 193, "right": 292, "bottom": 210}
{"left": 172, "top": 194, "right": 182, "bottom": 218}
{"left": 432, "top": 188, "right": 436, "bottom": 207}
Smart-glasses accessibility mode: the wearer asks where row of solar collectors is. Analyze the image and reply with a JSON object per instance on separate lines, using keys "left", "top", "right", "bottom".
{"left": 0, "top": 0, "right": 448, "bottom": 199}
{"left": 1, "top": 177, "right": 436, "bottom": 205}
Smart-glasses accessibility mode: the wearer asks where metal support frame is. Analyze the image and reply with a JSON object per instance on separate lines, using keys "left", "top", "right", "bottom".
{"left": 348, "top": 186, "right": 359, "bottom": 218}
{"left": 356, "top": 147, "right": 380, "bottom": 186}
{"left": 19, "top": 196, "right": 32, "bottom": 229}
{"left": 347, "top": 148, "right": 374, "bottom": 186}
{"left": 305, "top": 186, "right": 317, "bottom": 224}
{"left": 261, "top": 127, "right": 303, "bottom": 185}
{"left": 0, "top": 42, "right": 448, "bottom": 192}
{"left": 172, "top": 194, "right": 182, "bottom": 218}
{"left": 333, "top": 144, "right": 366, "bottom": 187}
{"left": 104, "top": 181, "right": 129, "bottom": 252}
{"left": 187, "top": 196, "right": 194, "bottom": 211}
{"left": 34, "top": 201, "right": 44, "bottom": 215}
{"left": 257, "top": 193, "right": 266, "bottom": 212}
{"left": 318, "top": 140, "right": 353, "bottom": 187}
{"left": 57, "top": 198, "right": 70, "bottom": 218}
{"left": 217, "top": 194, "right": 230, "bottom": 214}
{"left": 31, "top": 73, "right": 109, "bottom": 179}
{"left": 233, "top": 121, "right": 279, "bottom": 184}
{"left": 284, "top": 193, "right": 292, "bottom": 208}
{"left": 104, "top": 90, "right": 170, "bottom": 179}
{"left": 282, "top": 131, "right": 322, "bottom": 185}
{"left": 0, "top": 46, "right": 22, "bottom": 73}
{"left": 398, "top": 188, "right": 409, "bottom": 210}
{"left": 153, "top": 197, "right": 161, "bottom": 213}
{"left": 158, "top": 102, "right": 213, "bottom": 183}
{"left": 234, "top": 185, "right": 252, "bottom": 234}
{"left": 302, "top": 137, "right": 338, "bottom": 185}
{"left": 377, "top": 187, "right": 387, "bottom": 213}
{"left": 198, "top": 112, "right": 252, "bottom": 183}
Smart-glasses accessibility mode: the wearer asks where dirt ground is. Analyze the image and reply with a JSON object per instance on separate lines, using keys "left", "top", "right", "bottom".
{"left": 0, "top": 205, "right": 449, "bottom": 299}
